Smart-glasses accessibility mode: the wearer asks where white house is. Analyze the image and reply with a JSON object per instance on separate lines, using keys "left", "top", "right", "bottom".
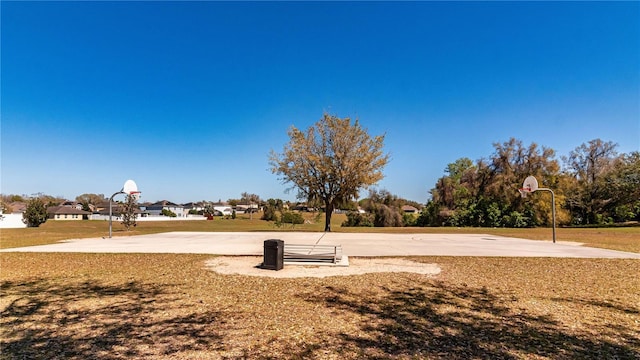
{"left": 145, "top": 201, "right": 187, "bottom": 217}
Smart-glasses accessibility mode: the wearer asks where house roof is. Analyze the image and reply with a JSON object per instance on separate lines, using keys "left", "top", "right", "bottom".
{"left": 96, "top": 206, "right": 144, "bottom": 215}
{"left": 401, "top": 205, "right": 419, "bottom": 212}
{"left": 60, "top": 200, "right": 80, "bottom": 206}
{"left": 8, "top": 202, "right": 27, "bottom": 213}
{"left": 47, "top": 206, "right": 91, "bottom": 215}
{"left": 151, "top": 200, "right": 183, "bottom": 207}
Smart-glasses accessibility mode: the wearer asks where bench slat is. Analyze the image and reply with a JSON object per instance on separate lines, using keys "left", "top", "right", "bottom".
{"left": 283, "top": 244, "right": 343, "bottom": 264}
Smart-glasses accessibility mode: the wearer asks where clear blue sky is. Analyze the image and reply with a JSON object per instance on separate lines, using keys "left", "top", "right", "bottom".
{"left": 2, "top": 1, "right": 639, "bottom": 204}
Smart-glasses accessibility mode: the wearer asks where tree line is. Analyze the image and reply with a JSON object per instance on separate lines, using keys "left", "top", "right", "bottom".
{"left": 418, "top": 138, "right": 639, "bottom": 227}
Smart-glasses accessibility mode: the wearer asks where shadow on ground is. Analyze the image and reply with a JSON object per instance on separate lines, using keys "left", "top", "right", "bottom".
{"left": 301, "top": 281, "right": 639, "bottom": 359}
{"left": 1, "top": 278, "right": 225, "bottom": 359}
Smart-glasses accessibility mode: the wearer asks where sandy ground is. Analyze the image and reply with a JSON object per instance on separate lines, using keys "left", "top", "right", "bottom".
{"left": 205, "top": 256, "right": 441, "bottom": 278}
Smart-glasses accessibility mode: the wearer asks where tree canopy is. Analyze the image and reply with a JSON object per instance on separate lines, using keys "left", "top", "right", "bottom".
{"left": 22, "top": 198, "right": 48, "bottom": 227}
{"left": 270, "top": 113, "right": 389, "bottom": 231}
{"left": 423, "top": 138, "right": 639, "bottom": 227}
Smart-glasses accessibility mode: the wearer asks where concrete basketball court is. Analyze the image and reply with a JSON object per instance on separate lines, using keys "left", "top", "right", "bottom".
{"left": 3, "top": 231, "right": 640, "bottom": 258}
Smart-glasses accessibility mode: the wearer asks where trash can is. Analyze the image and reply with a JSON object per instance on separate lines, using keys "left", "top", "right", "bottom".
{"left": 263, "top": 239, "right": 284, "bottom": 270}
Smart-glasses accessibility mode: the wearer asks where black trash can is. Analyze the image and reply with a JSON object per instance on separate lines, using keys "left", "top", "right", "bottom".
{"left": 263, "top": 239, "right": 284, "bottom": 270}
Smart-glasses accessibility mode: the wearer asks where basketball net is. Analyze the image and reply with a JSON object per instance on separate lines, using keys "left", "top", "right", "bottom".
{"left": 129, "top": 191, "right": 141, "bottom": 202}
{"left": 518, "top": 187, "right": 531, "bottom": 198}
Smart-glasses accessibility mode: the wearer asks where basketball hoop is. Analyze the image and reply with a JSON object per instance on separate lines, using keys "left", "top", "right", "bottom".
{"left": 109, "top": 179, "right": 140, "bottom": 238}
{"left": 129, "top": 191, "right": 141, "bottom": 202}
{"left": 518, "top": 175, "right": 556, "bottom": 243}
{"left": 518, "top": 187, "right": 531, "bottom": 198}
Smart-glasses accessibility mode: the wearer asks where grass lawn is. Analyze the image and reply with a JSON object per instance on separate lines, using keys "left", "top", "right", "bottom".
{"left": 1, "top": 215, "right": 639, "bottom": 359}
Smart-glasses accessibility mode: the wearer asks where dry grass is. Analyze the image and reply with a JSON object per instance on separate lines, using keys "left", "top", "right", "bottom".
{"left": 1, "top": 253, "right": 638, "bottom": 359}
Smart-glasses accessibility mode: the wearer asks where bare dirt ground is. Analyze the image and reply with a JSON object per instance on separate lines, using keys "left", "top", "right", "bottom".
{"left": 205, "top": 256, "right": 442, "bottom": 278}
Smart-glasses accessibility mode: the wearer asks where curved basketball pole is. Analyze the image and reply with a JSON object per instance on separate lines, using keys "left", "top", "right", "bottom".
{"left": 534, "top": 187, "right": 556, "bottom": 244}
{"left": 108, "top": 189, "right": 126, "bottom": 238}
{"left": 520, "top": 184, "right": 556, "bottom": 244}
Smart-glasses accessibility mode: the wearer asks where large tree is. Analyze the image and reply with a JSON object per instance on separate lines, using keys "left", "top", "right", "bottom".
{"left": 562, "top": 139, "right": 618, "bottom": 224}
{"left": 427, "top": 138, "right": 565, "bottom": 227}
{"left": 270, "top": 113, "right": 389, "bottom": 231}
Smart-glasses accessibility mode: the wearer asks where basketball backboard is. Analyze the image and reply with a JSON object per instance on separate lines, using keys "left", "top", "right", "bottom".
{"left": 123, "top": 179, "right": 138, "bottom": 194}
{"left": 522, "top": 175, "right": 538, "bottom": 193}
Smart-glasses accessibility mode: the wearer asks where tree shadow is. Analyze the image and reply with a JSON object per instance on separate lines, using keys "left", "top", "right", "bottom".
{"left": 551, "top": 296, "right": 640, "bottom": 315}
{"left": 1, "top": 278, "right": 225, "bottom": 359}
{"left": 302, "top": 280, "right": 640, "bottom": 359}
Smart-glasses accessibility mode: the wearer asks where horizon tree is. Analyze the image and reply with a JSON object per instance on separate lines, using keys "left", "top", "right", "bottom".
{"left": 270, "top": 113, "right": 389, "bottom": 231}
{"left": 562, "top": 139, "right": 619, "bottom": 224}
{"left": 22, "top": 197, "right": 48, "bottom": 227}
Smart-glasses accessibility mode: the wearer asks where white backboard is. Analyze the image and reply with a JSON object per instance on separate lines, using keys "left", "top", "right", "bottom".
{"left": 522, "top": 175, "right": 539, "bottom": 192}
{"left": 123, "top": 179, "right": 138, "bottom": 194}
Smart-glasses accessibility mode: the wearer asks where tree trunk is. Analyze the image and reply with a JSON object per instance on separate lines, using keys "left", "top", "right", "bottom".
{"left": 324, "top": 201, "right": 333, "bottom": 232}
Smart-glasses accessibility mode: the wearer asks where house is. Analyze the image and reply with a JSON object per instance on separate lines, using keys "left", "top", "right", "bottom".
{"left": 59, "top": 201, "right": 84, "bottom": 210}
{"left": 145, "top": 200, "right": 187, "bottom": 217}
{"left": 8, "top": 201, "right": 26, "bottom": 214}
{"left": 213, "top": 206, "right": 233, "bottom": 216}
{"left": 235, "top": 203, "right": 259, "bottom": 213}
{"left": 183, "top": 202, "right": 203, "bottom": 212}
{"left": 47, "top": 206, "right": 91, "bottom": 220}
{"left": 402, "top": 205, "right": 419, "bottom": 214}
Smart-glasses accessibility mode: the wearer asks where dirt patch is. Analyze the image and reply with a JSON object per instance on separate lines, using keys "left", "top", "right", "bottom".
{"left": 205, "top": 256, "right": 441, "bottom": 278}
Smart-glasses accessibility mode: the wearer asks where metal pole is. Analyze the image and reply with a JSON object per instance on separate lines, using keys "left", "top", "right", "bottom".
{"left": 550, "top": 189, "right": 556, "bottom": 244}
{"left": 537, "top": 188, "right": 556, "bottom": 244}
{"left": 109, "top": 190, "right": 124, "bottom": 238}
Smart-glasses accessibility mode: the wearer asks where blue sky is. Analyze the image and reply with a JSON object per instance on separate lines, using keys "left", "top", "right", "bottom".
{"left": 2, "top": 1, "right": 638, "bottom": 204}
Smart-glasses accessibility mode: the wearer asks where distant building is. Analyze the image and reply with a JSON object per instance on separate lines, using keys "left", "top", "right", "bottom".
{"left": 145, "top": 200, "right": 187, "bottom": 217}
{"left": 402, "top": 205, "right": 419, "bottom": 214}
{"left": 47, "top": 206, "right": 91, "bottom": 220}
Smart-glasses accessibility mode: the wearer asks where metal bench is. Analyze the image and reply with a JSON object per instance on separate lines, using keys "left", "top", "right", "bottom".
{"left": 283, "top": 244, "right": 343, "bottom": 264}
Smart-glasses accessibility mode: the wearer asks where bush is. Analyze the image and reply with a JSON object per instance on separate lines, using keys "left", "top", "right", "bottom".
{"left": 373, "top": 204, "right": 403, "bottom": 227}
{"left": 502, "top": 211, "right": 529, "bottom": 228}
{"left": 402, "top": 213, "right": 417, "bottom": 227}
{"left": 161, "top": 209, "right": 177, "bottom": 217}
{"left": 261, "top": 205, "right": 278, "bottom": 221}
{"left": 280, "top": 211, "right": 304, "bottom": 225}
{"left": 342, "top": 212, "right": 374, "bottom": 227}
{"left": 22, "top": 198, "right": 48, "bottom": 227}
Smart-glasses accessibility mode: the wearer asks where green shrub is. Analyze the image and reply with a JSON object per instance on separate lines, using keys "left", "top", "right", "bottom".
{"left": 261, "top": 205, "right": 278, "bottom": 221}
{"left": 161, "top": 209, "right": 177, "bottom": 217}
{"left": 22, "top": 198, "right": 48, "bottom": 227}
{"left": 402, "top": 213, "right": 417, "bottom": 227}
{"left": 280, "top": 211, "right": 304, "bottom": 225}
{"left": 342, "top": 212, "right": 374, "bottom": 227}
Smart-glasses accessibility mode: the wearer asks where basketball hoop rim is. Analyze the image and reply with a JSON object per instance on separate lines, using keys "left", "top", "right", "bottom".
{"left": 128, "top": 191, "right": 141, "bottom": 200}
{"left": 518, "top": 187, "right": 531, "bottom": 198}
